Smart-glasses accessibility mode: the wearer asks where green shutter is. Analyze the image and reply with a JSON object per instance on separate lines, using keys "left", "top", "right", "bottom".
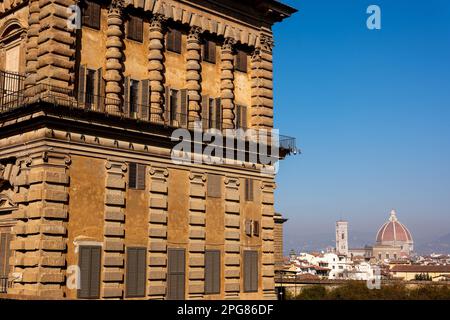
{"left": 167, "top": 248, "right": 185, "bottom": 300}
{"left": 123, "top": 76, "right": 130, "bottom": 115}
{"left": 78, "top": 64, "right": 86, "bottom": 104}
{"left": 78, "top": 245, "right": 101, "bottom": 299}
{"left": 205, "top": 250, "right": 221, "bottom": 294}
{"left": 126, "top": 247, "right": 146, "bottom": 297}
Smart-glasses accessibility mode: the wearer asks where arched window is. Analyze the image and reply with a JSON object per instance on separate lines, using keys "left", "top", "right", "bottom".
{"left": 0, "top": 19, "right": 26, "bottom": 73}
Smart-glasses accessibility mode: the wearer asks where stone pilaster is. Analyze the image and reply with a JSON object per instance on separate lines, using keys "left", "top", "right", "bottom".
{"left": 102, "top": 160, "right": 127, "bottom": 299}
{"left": 105, "top": 0, "right": 125, "bottom": 113}
{"left": 9, "top": 153, "right": 70, "bottom": 298}
{"left": 147, "top": 166, "right": 169, "bottom": 299}
{"left": 36, "top": 0, "right": 76, "bottom": 91}
{"left": 148, "top": 14, "right": 166, "bottom": 122}
{"left": 250, "top": 33, "right": 274, "bottom": 130}
{"left": 261, "top": 180, "right": 276, "bottom": 299}
{"left": 24, "top": 0, "right": 40, "bottom": 92}
{"left": 186, "top": 27, "right": 202, "bottom": 126}
{"left": 220, "top": 38, "right": 236, "bottom": 129}
{"left": 223, "top": 176, "right": 241, "bottom": 299}
{"left": 187, "top": 171, "right": 206, "bottom": 299}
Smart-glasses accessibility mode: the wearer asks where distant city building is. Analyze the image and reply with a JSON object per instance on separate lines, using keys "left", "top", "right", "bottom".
{"left": 372, "top": 210, "right": 414, "bottom": 261}
{"left": 335, "top": 221, "right": 349, "bottom": 256}
{"left": 348, "top": 210, "right": 414, "bottom": 262}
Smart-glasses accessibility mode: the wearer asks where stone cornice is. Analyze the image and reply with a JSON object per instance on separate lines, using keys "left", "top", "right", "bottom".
{"left": 124, "top": 0, "right": 261, "bottom": 48}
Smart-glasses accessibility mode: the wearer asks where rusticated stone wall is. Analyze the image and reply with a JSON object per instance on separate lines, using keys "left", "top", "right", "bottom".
{"left": 102, "top": 160, "right": 127, "bottom": 298}
{"left": 9, "top": 152, "right": 70, "bottom": 298}
{"left": 147, "top": 166, "right": 169, "bottom": 299}
{"left": 186, "top": 27, "right": 202, "bottom": 125}
{"left": 187, "top": 171, "right": 206, "bottom": 299}
{"left": 148, "top": 14, "right": 166, "bottom": 122}
{"left": 250, "top": 32, "right": 274, "bottom": 130}
{"left": 223, "top": 176, "right": 241, "bottom": 299}
{"left": 35, "top": 0, "right": 76, "bottom": 91}
{"left": 260, "top": 180, "right": 276, "bottom": 299}
{"left": 220, "top": 38, "right": 236, "bottom": 129}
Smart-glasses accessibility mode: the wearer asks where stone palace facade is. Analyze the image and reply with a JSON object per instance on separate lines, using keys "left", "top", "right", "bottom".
{"left": 0, "top": 0, "right": 296, "bottom": 299}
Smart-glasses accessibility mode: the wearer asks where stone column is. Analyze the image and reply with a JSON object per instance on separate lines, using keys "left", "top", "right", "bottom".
{"left": 148, "top": 14, "right": 166, "bottom": 123}
{"left": 24, "top": 0, "right": 40, "bottom": 94}
{"left": 148, "top": 166, "right": 169, "bottom": 299}
{"left": 186, "top": 27, "right": 202, "bottom": 127}
{"left": 36, "top": 0, "right": 76, "bottom": 92}
{"left": 102, "top": 160, "right": 127, "bottom": 299}
{"left": 104, "top": 0, "right": 125, "bottom": 113}
{"left": 261, "top": 180, "right": 276, "bottom": 299}
{"left": 9, "top": 152, "right": 70, "bottom": 298}
{"left": 223, "top": 176, "right": 241, "bottom": 299}
{"left": 220, "top": 38, "right": 236, "bottom": 129}
{"left": 187, "top": 171, "right": 206, "bottom": 299}
{"left": 250, "top": 33, "right": 274, "bottom": 130}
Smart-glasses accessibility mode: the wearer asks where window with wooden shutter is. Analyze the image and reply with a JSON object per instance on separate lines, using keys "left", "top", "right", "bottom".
{"left": 82, "top": 1, "right": 101, "bottom": 30}
{"left": 0, "top": 233, "right": 11, "bottom": 277}
{"left": 245, "top": 178, "right": 254, "bottom": 202}
{"left": 85, "top": 69, "right": 96, "bottom": 110}
{"left": 129, "top": 162, "right": 146, "bottom": 190}
{"left": 78, "top": 245, "right": 101, "bottom": 299}
{"left": 127, "top": 16, "right": 143, "bottom": 42}
{"left": 140, "top": 79, "right": 149, "bottom": 120}
{"left": 236, "top": 105, "right": 247, "bottom": 129}
{"left": 126, "top": 247, "right": 146, "bottom": 297}
{"left": 244, "top": 250, "right": 258, "bottom": 293}
{"left": 205, "top": 250, "right": 221, "bottom": 294}
{"left": 129, "top": 79, "right": 140, "bottom": 116}
{"left": 167, "top": 248, "right": 185, "bottom": 300}
{"left": 169, "top": 89, "right": 179, "bottom": 125}
{"left": 167, "top": 29, "right": 182, "bottom": 54}
{"left": 214, "top": 98, "right": 222, "bottom": 130}
{"left": 203, "top": 40, "right": 216, "bottom": 64}
{"left": 235, "top": 50, "right": 248, "bottom": 73}
{"left": 180, "top": 89, "right": 188, "bottom": 127}
{"left": 207, "top": 174, "right": 221, "bottom": 198}
{"left": 245, "top": 220, "right": 252, "bottom": 237}
{"left": 253, "top": 220, "right": 260, "bottom": 237}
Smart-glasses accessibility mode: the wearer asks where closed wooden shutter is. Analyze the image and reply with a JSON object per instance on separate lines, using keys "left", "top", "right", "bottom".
{"left": 244, "top": 250, "right": 258, "bottom": 292}
{"left": 205, "top": 250, "right": 220, "bottom": 294}
{"left": 164, "top": 85, "right": 170, "bottom": 123}
{"left": 140, "top": 79, "right": 149, "bottom": 120}
{"left": 137, "top": 163, "right": 146, "bottom": 190}
{"left": 78, "top": 64, "right": 86, "bottom": 104}
{"left": 203, "top": 40, "right": 216, "bottom": 63}
{"left": 96, "top": 67, "right": 104, "bottom": 111}
{"left": 129, "top": 163, "right": 146, "bottom": 190}
{"left": 236, "top": 50, "right": 248, "bottom": 73}
{"left": 123, "top": 76, "right": 130, "bottom": 115}
{"left": 78, "top": 246, "right": 101, "bottom": 299}
{"left": 167, "top": 29, "right": 182, "bottom": 53}
{"left": 167, "top": 248, "right": 185, "bottom": 300}
{"left": 207, "top": 174, "right": 221, "bottom": 198}
{"left": 0, "top": 233, "right": 11, "bottom": 276}
{"left": 253, "top": 220, "right": 260, "bottom": 237}
{"left": 126, "top": 247, "right": 147, "bottom": 297}
{"left": 201, "top": 95, "right": 209, "bottom": 129}
{"left": 83, "top": 1, "right": 100, "bottom": 30}
{"left": 245, "top": 220, "right": 252, "bottom": 237}
{"left": 245, "top": 178, "right": 254, "bottom": 201}
{"left": 236, "top": 105, "right": 242, "bottom": 129}
{"left": 128, "top": 16, "right": 143, "bottom": 42}
{"left": 214, "top": 98, "right": 222, "bottom": 130}
{"left": 180, "top": 89, "right": 188, "bottom": 127}
{"left": 241, "top": 106, "right": 247, "bottom": 129}
{"left": 129, "top": 162, "right": 137, "bottom": 189}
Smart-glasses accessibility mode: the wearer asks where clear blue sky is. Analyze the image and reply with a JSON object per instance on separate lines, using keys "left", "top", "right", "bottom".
{"left": 273, "top": 0, "right": 450, "bottom": 248}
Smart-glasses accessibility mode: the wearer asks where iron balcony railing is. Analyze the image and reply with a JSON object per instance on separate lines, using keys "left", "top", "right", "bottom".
{"left": 0, "top": 70, "right": 297, "bottom": 154}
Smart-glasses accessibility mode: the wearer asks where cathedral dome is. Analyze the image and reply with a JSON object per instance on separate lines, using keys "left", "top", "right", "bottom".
{"left": 376, "top": 210, "right": 413, "bottom": 245}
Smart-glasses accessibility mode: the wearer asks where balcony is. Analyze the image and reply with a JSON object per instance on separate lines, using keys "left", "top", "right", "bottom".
{"left": 0, "top": 70, "right": 297, "bottom": 156}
